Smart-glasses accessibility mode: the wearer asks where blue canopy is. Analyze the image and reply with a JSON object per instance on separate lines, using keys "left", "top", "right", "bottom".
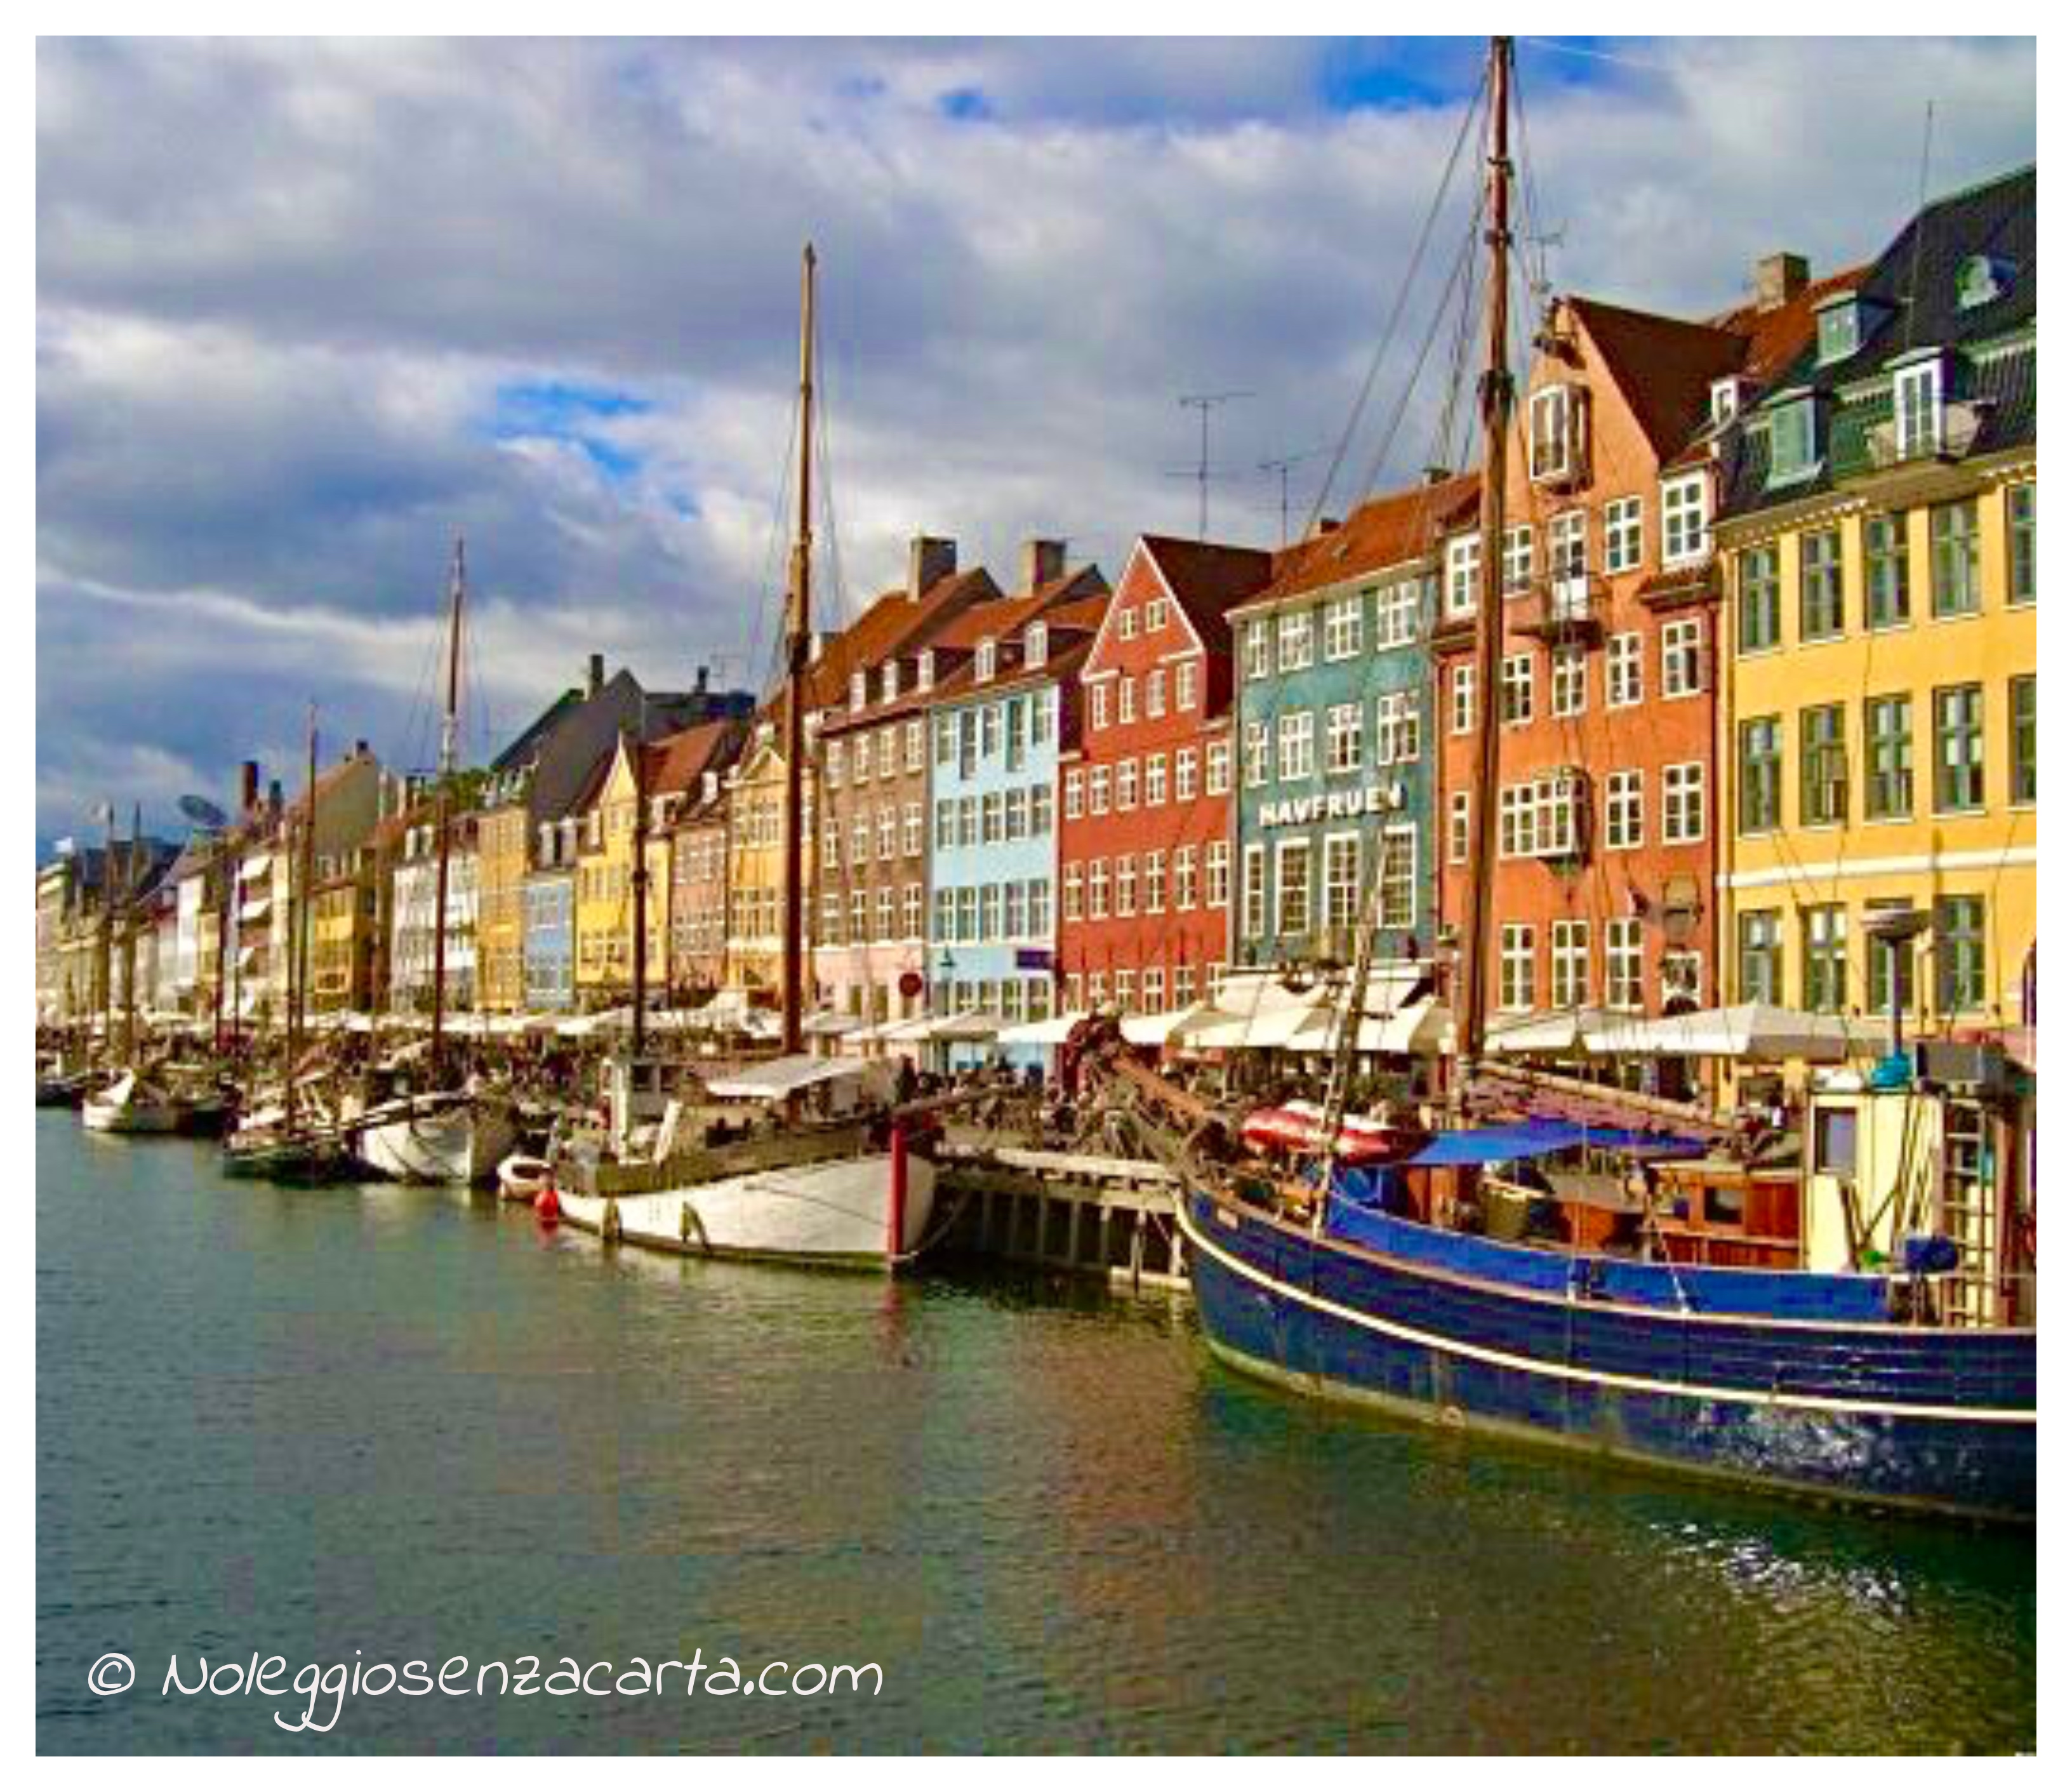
{"left": 1408, "top": 1118, "right": 1705, "bottom": 1167}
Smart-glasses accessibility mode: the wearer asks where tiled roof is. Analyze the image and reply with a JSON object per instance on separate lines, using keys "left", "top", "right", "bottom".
{"left": 1708, "top": 264, "right": 1873, "bottom": 386}
{"left": 1569, "top": 296, "right": 1751, "bottom": 464}
{"left": 1717, "top": 164, "right": 2035, "bottom": 521}
{"left": 1132, "top": 536, "right": 1276, "bottom": 648}
{"left": 1244, "top": 475, "right": 1477, "bottom": 611}
{"left": 799, "top": 567, "right": 1000, "bottom": 712}
{"left": 640, "top": 719, "right": 745, "bottom": 797}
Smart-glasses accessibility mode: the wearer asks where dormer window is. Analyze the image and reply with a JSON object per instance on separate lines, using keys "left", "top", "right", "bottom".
{"left": 1815, "top": 295, "right": 1861, "bottom": 365}
{"left": 880, "top": 661, "right": 900, "bottom": 703}
{"left": 1764, "top": 392, "right": 1820, "bottom": 487}
{"left": 917, "top": 649, "right": 934, "bottom": 692}
{"left": 1710, "top": 376, "right": 1749, "bottom": 424}
{"left": 700, "top": 770, "right": 718, "bottom": 803}
{"left": 1529, "top": 383, "right": 1584, "bottom": 484}
{"left": 1956, "top": 255, "right": 2012, "bottom": 310}
{"left": 1894, "top": 354, "right": 1944, "bottom": 460}
{"left": 975, "top": 638, "right": 997, "bottom": 683}
{"left": 849, "top": 669, "right": 868, "bottom": 711}
{"left": 1024, "top": 621, "right": 1047, "bottom": 668}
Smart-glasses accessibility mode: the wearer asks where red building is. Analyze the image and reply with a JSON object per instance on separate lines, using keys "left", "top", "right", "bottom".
{"left": 1434, "top": 268, "right": 1843, "bottom": 1037}
{"left": 1058, "top": 535, "right": 1274, "bottom": 1016}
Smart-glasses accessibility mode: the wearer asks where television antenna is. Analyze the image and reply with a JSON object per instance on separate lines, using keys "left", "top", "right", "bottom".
{"left": 1175, "top": 391, "right": 1251, "bottom": 539}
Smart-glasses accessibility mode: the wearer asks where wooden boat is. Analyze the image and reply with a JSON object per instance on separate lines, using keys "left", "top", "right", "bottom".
{"left": 82, "top": 1070, "right": 183, "bottom": 1134}
{"left": 358, "top": 1091, "right": 518, "bottom": 1186}
{"left": 1133, "top": 39, "right": 2035, "bottom": 1525}
{"left": 495, "top": 1152, "right": 554, "bottom": 1204}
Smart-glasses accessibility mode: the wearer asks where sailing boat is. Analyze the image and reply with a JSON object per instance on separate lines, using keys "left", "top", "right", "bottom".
{"left": 81, "top": 808, "right": 185, "bottom": 1134}
{"left": 1132, "top": 39, "right": 2035, "bottom": 1522}
{"left": 355, "top": 541, "right": 518, "bottom": 1185}
{"left": 550, "top": 245, "right": 940, "bottom": 1266}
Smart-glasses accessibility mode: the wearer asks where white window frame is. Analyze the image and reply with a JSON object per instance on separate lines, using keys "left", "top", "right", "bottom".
{"left": 1662, "top": 760, "right": 1706, "bottom": 845}
{"left": 1324, "top": 592, "right": 1363, "bottom": 660}
{"left": 1603, "top": 496, "right": 1643, "bottom": 574}
{"left": 1325, "top": 703, "right": 1363, "bottom": 774}
{"left": 1450, "top": 663, "right": 1475, "bottom": 735}
{"left": 1894, "top": 357, "right": 1943, "bottom": 460}
{"left": 1662, "top": 616, "right": 1706, "bottom": 700}
{"left": 1605, "top": 768, "right": 1645, "bottom": 851}
{"left": 1445, "top": 535, "right": 1480, "bottom": 618}
{"left": 1661, "top": 473, "right": 1710, "bottom": 567}
{"left": 1277, "top": 610, "right": 1314, "bottom": 673}
{"left": 1607, "top": 632, "right": 1643, "bottom": 709}
{"left": 1551, "top": 645, "right": 1586, "bottom": 718}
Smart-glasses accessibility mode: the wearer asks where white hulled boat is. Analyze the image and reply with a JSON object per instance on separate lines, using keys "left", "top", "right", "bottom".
{"left": 82, "top": 1070, "right": 182, "bottom": 1134}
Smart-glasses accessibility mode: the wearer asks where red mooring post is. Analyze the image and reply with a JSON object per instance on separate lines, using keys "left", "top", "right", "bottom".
{"left": 886, "top": 1122, "right": 908, "bottom": 1266}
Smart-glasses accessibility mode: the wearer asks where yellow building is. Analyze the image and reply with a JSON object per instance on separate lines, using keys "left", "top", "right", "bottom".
{"left": 721, "top": 719, "right": 816, "bottom": 1000}
{"left": 309, "top": 852, "right": 379, "bottom": 1012}
{"left": 573, "top": 743, "right": 637, "bottom": 1004}
{"left": 1717, "top": 168, "right": 2033, "bottom": 1044}
{"left": 475, "top": 798, "right": 531, "bottom": 1014}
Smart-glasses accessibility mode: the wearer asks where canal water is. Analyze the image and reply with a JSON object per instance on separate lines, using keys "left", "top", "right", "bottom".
{"left": 37, "top": 1112, "right": 2035, "bottom": 1753}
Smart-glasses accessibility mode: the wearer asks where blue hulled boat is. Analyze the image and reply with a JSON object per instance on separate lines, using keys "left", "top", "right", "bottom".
{"left": 1174, "top": 1184, "right": 2035, "bottom": 1522}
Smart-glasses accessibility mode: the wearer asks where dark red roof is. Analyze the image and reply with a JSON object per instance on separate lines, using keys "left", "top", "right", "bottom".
{"left": 1248, "top": 474, "right": 1478, "bottom": 608}
{"left": 640, "top": 719, "right": 745, "bottom": 797}
{"left": 1133, "top": 537, "right": 1276, "bottom": 651}
{"left": 1569, "top": 296, "right": 1750, "bottom": 464}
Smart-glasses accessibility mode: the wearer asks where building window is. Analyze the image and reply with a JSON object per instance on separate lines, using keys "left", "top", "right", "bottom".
{"left": 1603, "top": 496, "right": 1642, "bottom": 574}
{"left": 1607, "top": 632, "right": 1642, "bottom": 708}
{"left": 1174, "top": 846, "right": 1198, "bottom": 911}
{"left": 1322, "top": 834, "right": 1361, "bottom": 932}
{"left": 1087, "top": 859, "right": 1109, "bottom": 921}
{"left": 1143, "top": 850, "right": 1166, "bottom": 915}
{"left": 904, "top": 883, "right": 923, "bottom": 939}
{"left": 1866, "top": 897, "right": 1918, "bottom": 1018}
{"left": 1450, "top": 664, "right": 1475, "bottom": 734}
{"left": 1767, "top": 395, "right": 1817, "bottom": 484}
{"left": 1277, "top": 712, "right": 1315, "bottom": 783}
{"left": 1063, "top": 863, "right": 1083, "bottom": 922}
{"left": 1118, "top": 606, "right": 1138, "bottom": 641}
{"left": 1551, "top": 919, "right": 1590, "bottom": 1009}
{"left": 1324, "top": 593, "right": 1363, "bottom": 660}
{"left": 1325, "top": 703, "right": 1363, "bottom": 774}
{"left": 1816, "top": 298, "right": 1859, "bottom": 364}
{"left": 1548, "top": 509, "right": 1586, "bottom": 581}
{"left": 1240, "top": 846, "right": 1265, "bottom": 937}
{"left": 1738, "top": 717, "right": 1781, "bottom": 833}
{"left": 1931, "top": 500, "right": 1980, "bottom": 617}
{"left": 1448, "top": 792, "right": 1471, "bottom": 865}
{"left": 1502, "top": 525, "right": 1535, "bottom": 596}
{"left": 1376, "top": 691, "right": 1419, "bottom": 764}
{"left": 1207, "top": 840, "right": 1231, "bottom": 909}
{"left": 1089, "top": 682, "right": 1109, "bottom": 731}
{"left": 1661, "top": 474, "right": 1708, "bottom": 566}
{"left": 1115, "top": 759, "right": 1138, "bottom": 813}
{"left": 1379, "top": 825, "right": 1416, "bottom": 930}
{"left": 1550, "top": 646, "right": 1586, "bottom": 717}
{"left": 1146, "top": 668, "right": 1167, "bottom": 718}
{"left": 1662, "top": 616, "right": 1706, "bottom": 698}
{"left": 1375, "top": 579, "right": 1420, "bottom": 647}
{"left": 1145, "top": 597, "right": 1168, "bottom": 632}
{"left": 1932, "top": 684, "right": 1986, "bottom": 813}
{"left": 1242, "top": 621, "right": 1271, "bottom": 682}
{"left": 1865, "top": 512, "right": 1910, "bottom": 628}
{"left": 1935, "top": 894, "right": 1987, "bottom": 1014}
{"left": 1605, "top": 769, "right": 1644, "bottom": 851}
{"left": 1174, "top": 748, "right": 1198, "bottom": 802}
{"left": 1605, "top": 919, "right": 1643, "bottom": 1010}
{"left": 1894, "top": 357, "right": 1942, "bottom": 460}
{"left": 1063, "top": 769, "right": 1084, "bottom": 821}
{"left": 1115, "top": 855, "right": 1136, "bottom": 918}
{"left": 1800, "top": 704, "right": 1848, "bottom": 826}
{"left": 1499, "top": 924, "right": 1536, "bottom": 1011}
{"left": 1662, "top": 762, "right": 1706, "bottom": 844}
{"left": 1273, "top": 842, "right": 1313, "bottom": 938}
{"left": 1737, "top": 910, "right": 1781, "bottom": 1004}
{"left": 1176, "top": 658, "right": 1199, "bottom": 709}
{"left": 1501, "top": 653, "right": 1534, "bottom": 726}
{"left": 2010, "top": 674, "right": 2036, "bottom": 805}
{"left": 2008, "top": 482, "right": 2035, "bottom": 606}
{"left": 1242, "top": 722, "right": 1268, "bottom": 789}
{"left": 1118, "top": 677, "right": 1137, "bottom": 725}
{"left": 1205, "top": 740, "right": 1232, "bottom": 796}
{"left": 1499, "top": 770, "right": 1585, "bottom": 859}
{"left": 1737, "top": 544, "right": 1781, "bottom": 653}
{"left": 1864, "top": 694, "right": 1913, "bottom": 820}
{"left": 1803, "top": 905, "right": 1847, "bottom": 1012}
{"left": 1445, "top": 535, "right": 1480, "bottom": 618}
{"left": 1800, "top": 528, "right": 1845, "bottom": 640}
{"left": 1145, "top": 754, "right": 1167, "bottom": 807}
{"left": 1277, "top": 611, "right": 1314, "bottom": 673}
{"left": 1529, "top": 385, "right": 1576, "bottom": 482}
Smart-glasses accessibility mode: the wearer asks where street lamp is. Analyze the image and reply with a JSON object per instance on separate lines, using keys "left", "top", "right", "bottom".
{"left": 1863, "top": 906, "right": 1931, "bottom": 1058}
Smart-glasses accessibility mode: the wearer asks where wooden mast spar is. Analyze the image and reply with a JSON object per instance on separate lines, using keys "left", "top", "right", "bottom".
{"left": 429, "top": 536, "right": 465, "bottom": 1084}
{"left": 1454, "top": 35, "right": 1515, "bottom": 1094}
{"left": 779, "top": 243, "right": 816, "bottom": 1058}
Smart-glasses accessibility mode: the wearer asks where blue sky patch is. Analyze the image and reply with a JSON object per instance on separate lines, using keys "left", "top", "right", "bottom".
{"left": 938, "top": 86, "right": 994, "bottom": 122}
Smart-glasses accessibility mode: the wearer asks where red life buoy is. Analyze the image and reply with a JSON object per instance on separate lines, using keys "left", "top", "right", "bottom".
{"left": 535, "top": 1185, "right": 561, "bottom": 1224}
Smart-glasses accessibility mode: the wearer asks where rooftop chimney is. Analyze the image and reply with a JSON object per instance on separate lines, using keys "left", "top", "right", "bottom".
{"left": 694, "top": 665, "right": 709, "bottom": 694}
{"left": 1309, "top": 515, "right": 1343, "bottom": 540}
{"left": 354, "top": 738, "right": 369, "bottom": 759}
{"left": 1755, "top": 251, "right": 1809, "bottom": 314}
{"left": 1423, "top": 465, "right": 1454, "bottom": 486}
{"left": 1020, "top": 538, "right": 1068, "bottom": 593}
{"left": 239, "top": 760, "right": 260, "bottom": 816}
{"left": 266, "top": 779, "right": 283, "bottom": 818}
{"left": 586, "top": 653, "right": 606, "bottom": 699}
{"left": 907, "top": 535, "right": 957, "bottom": 602}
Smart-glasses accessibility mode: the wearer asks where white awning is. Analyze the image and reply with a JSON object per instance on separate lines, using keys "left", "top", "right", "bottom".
{"left": 802, "top": 1009, "right": 861, "bottom": 1037}
{"left": 997, "top": 1011, "right": 1089, "bottom": 1047}
{"left": 239, "top": 896, "right": 272, "bottom": 926}
{"left": 1122, "top": 1002, "right": 1222, "bottom": 1047}
{"left": 1583, "top": 1002, "right": 1884, "bottom": 1063}
{"left": 1485, "top": 1007, "right": 1621, "bottom": 1056}
{"left": 925, "top": 1010, "right": 1007, "bottom": 1042}
{"left": 703, "top": 1054, "right": 860, "bottom": 1100}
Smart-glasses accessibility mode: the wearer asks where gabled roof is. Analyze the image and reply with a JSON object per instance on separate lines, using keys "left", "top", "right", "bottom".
{"left": 1243, "top": 475, "right": 1477, "bottom": 611}
{"left": 1708, "top": 264, "right": 1873, "bottom": 387}
{"left": 641, "top": 719, "right": 745, "bottom": 799}
{"left": 1567, "top": 296, "right": 1751, "bottom": 465}
{"left": 799, "top": 567, "right": 1000, "bottom": 712}
{"left": 1127, "top": 536, "right": 1277, "bottom": 649}
{"left": 491, "top": 686, "right": 584, "bottom": 774}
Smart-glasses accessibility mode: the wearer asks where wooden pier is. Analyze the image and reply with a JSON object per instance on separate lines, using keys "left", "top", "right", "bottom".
{"left": 934, "top": 1143, "right": 1188, "bottom": 1294}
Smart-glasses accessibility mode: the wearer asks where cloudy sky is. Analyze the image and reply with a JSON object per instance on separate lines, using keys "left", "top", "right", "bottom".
{"left": 34, "top": 34, "right": 2036, "bottom": 846}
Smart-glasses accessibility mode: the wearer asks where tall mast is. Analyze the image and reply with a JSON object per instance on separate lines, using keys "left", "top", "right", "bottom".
{"left": 121, "top": 803, "right": 140, "bottom": 1062}
{"left": 288, "top": 707, "right": 317, "bottom": 1100}
{"left": 430, "top": 535, "right": 465, "bottom": 1080}
{"left": 1455, "top": 36, "right": 1514, "bottom": 1089}
{"left": 630, "top": 719, "right": 649, "bottom": 1061}
{"left": 96, "top": 804, "right": 114, "bottom": 1050}
{"left": 779, "top": 242, "right": 816, "bottom": 1056}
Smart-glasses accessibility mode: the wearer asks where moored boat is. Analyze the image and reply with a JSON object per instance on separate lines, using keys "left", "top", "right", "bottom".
{"left": 81, "top": 1070, "right": 183, "bottom": 1135}
{"left": 357, "top": 1091, "right": 517, "bottom": 1186}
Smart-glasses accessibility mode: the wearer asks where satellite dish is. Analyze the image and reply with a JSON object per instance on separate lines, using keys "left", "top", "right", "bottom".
{"left": 178, "top": 795, "right": 229, "bottom": 830}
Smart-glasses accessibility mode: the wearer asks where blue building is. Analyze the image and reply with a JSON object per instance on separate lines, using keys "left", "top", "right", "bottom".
{"left": 923, "top": 574, "right": 1108, "bottom": 1068}
{"left": 1227, "top": 476, "right": 1476, "bottom": 978}
{"left": 522, "top": 859, "right": 577, "bottom": 1011}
